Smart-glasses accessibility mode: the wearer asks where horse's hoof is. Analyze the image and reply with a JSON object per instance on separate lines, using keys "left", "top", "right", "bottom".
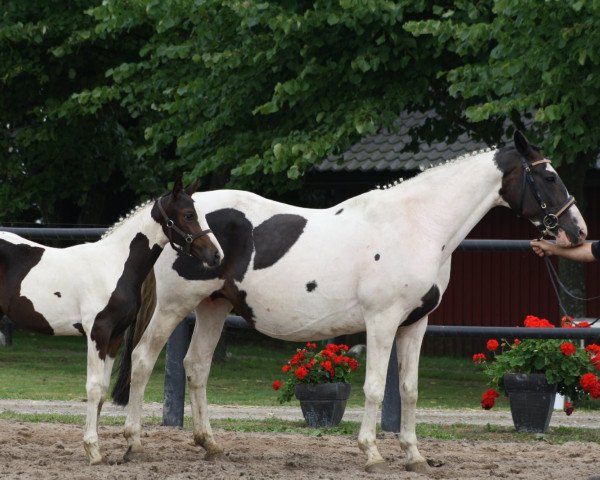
{"left": 204, "top": 448, "right": 225, "bottom": 461}
{"left": 123, "top": 445, "right": 144, "bottom": 463}
{"left": 88, "top": 454, "right": 104, "bottom": 466}
{"left": 365, "top": 460, "right": 388, "bottom": 473}
{"left": 406, "top": 460, "right": 430, "bottom": 473}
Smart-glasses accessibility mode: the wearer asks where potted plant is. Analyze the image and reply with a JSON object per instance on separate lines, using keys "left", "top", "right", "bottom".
{"left": 272, "top": 342, "right": 360, "bottom": 427}
{"left": 473, "top": 315, "right": 600, "bottom": 433}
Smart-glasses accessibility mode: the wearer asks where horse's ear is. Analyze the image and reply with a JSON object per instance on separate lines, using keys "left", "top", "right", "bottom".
{"left": 185, "top": 180, "right": 201, "bottom": 196}
{"left": 514, "top": 130, "right": 533, "bottom": 159}
{"left": 172, "top": 177, "right": 184, "bottom": 199}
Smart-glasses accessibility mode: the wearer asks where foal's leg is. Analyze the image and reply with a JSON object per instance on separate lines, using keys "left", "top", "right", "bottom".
{"left": 358, "top": 307, "right": 407, "bottom": 472}
{"left": 396, "top": 316, "right": 428, "bottom": 472}
{"left": 83, "top": 338, "right": 107, "bottom": 465}
{"left": 123, "top": 301, "right": 193, "bottom": 456}
{"left": 185, "top": 297, "right": 231, "bottom": 459}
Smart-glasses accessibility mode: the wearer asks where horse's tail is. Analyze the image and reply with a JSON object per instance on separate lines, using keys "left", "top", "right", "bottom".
{"left": 111, "top": 268, "right": 158, "bottom": 406}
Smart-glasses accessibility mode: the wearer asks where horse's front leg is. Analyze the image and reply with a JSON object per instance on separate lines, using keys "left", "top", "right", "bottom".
{"left": 358, "top": 307, "right": 406, "bottom": 472}
{"left": 396, "top": 316, "right": 428, "bottom": 473}
{"left": 123, "top": 302, "right": 190, "bottom": 458}
{"left": 84, "top": 337, "right": 107, "bottom": 465}
{"left": 185, "top": 297, "right": 231, "bottom": 459}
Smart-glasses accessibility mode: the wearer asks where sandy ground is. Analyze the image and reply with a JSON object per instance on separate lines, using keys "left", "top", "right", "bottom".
{"left": 1, "top": 401, "right": 600, "bottom": 479}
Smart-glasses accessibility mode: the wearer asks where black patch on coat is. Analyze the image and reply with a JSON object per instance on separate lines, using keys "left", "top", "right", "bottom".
{"left": 253, "top": 214, "right": 307, "bottom": 270}
{"left": 402, "top": 285, "right": 441, "bottom": 327}
{"left": 54, "top": 292, "right": 62, "bottom": 298}
{"left": 0, "top": 239, "right": 54, "bottom": 335}
{"left": 90, "top": 233, "right": 163, "bottom": 360}
{"left": 335, "top": 208, "right": 343, "bottom": 215}
{"left": 172, "top": 209, "right": 306, "bottom": 326}
{"left": 441, "top": 245, "right": 445, "bottom": 251}
{"left": 73, "top": 323, "right": 85, "bottom": 335}
{"left": 306, "top": 281, "right": 317, "bottom": 292}
{"left": 374, "top": 254, "right": 380, "bottom": 261}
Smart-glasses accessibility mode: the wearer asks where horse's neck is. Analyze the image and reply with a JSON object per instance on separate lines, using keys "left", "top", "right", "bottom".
{"left": 383, "top": 151, "right": 503, "bottom": 253}
{"left": 100, "top": 204, "right": 166, "bottom": 278}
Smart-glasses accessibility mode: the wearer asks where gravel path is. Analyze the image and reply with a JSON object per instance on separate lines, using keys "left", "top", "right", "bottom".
{"left": 2, "top": 399, "right": 600, "bottom": 428}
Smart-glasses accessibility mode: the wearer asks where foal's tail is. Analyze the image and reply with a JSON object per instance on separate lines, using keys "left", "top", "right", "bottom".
{"left": 112, "top": 268, "right": 158, "bottom": 406}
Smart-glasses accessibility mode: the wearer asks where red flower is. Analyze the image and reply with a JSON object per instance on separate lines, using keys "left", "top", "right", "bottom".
{"left": 564, "top": 401, "right": 574, "bottom": 416}
{"left": 272, "top": 380, "right": 281, "bottom": 391}
{"left": 486, "top": 339, "right": 499, "bottom": 351}
{"left": 560, "top": 342, "right": 576, "bottom": 356}
{"left": 585, "top": 344, "right": 600, "bottom": 355}
{"left": 282, "top": 364, "right": 290, "bottom": 373}
{"left": 524, "top": 315, "right": 554, "bottom": 328}
{"left": 481, "top": 389, "right": 500, "bottom": 410}
{"left": 320, "top": 360, "right": 335, "bottom": 377}
{"left": 580, "top": 373, "right": 600, "bottom": 398}
{"left": 513, "top": 339, "right": 521, "bottom": 345}
{"left": 348, "top": 358, "right": 359, "bottom": 371}
{"left": 577, "top": 321, "right": 591, "bottom": 328}
{"left": 294, "top": 366, "right": 309, "bottom": 380}
{"left": 306, "top": 342, "right": 317, "bottom": 349}
{"left": 290, "top": 351, "right": 305, "bottom": 366}
{"left": 561, "top": 315, "right": 574, "bottom": 328}
{"left": 472, "top": 353, "right": 486, "bottom": 363}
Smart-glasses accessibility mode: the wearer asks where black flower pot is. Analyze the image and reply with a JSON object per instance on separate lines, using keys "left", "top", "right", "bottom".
{"left": 294, "top": 382, "right": 351, "bottom": 427}
{"left": 503, "top": 373, "right": 557, "bottom": 433}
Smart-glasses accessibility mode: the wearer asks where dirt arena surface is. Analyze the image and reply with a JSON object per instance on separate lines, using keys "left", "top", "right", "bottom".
{"left": 1, "top": 419, "right": 599, "bottom": 480}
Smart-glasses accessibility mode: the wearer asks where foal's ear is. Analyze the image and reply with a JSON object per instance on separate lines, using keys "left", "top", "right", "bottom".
{"left": 185, "top": 180, "right": 201, "bottom": 196}
{"left": 172, "top": 177, "right": 184, "bottom": 199}
{"left": 514, "top": 130, "right": 534, "bottom": 159}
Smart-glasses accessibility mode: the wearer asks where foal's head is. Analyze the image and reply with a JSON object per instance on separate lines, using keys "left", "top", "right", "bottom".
{"left": 496, "top": 130, "right": 587, "bottom": 246}
{"left": 152, "top": 179, "right": 222, "bottom": 267}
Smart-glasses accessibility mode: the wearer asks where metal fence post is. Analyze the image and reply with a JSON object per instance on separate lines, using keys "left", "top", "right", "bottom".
{"left": 381, "top": 342, "right": 401, "bottom": 432}
{"left": 162, "top": 319, "right": 191, "bottom": 427}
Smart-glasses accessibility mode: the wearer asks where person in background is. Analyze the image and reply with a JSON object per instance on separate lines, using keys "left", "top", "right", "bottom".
{"left": 531, "top": 239, "right": 598, "bottom": 262}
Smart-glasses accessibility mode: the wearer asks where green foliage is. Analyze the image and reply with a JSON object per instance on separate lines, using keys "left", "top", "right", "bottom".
{"left": 482, "top": 338, "right": 597, "bottom": 402}
{"left": 0, "top": 1, "right": 146, "bottom": 222}
{"left": 276, "top": 343, "right": 360, "bottom": 403}
{"left": 405, "top": 0, "right": 600, "bottom": 166}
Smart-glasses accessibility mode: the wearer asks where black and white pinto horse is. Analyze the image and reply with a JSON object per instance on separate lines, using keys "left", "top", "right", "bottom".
{"left": 0, "top": 180, "right": 223, "bottom": 465}
{"left": 115, "top": 132, "right": 587, "bottom": 472}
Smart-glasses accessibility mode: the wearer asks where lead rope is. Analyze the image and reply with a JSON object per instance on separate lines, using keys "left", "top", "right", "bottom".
{"left": 543, "top": 255, "right": 600, "bottom": 325}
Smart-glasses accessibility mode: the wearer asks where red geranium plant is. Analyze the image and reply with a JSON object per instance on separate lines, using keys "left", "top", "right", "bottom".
{"left": 273, "top": 342, "right": 360, "bottom": 403}
{"left": 473, "top": 315, "right": 600, "bottom": 415}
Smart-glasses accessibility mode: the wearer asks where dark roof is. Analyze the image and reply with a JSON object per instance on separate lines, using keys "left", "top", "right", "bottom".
{"left": 316, "top": 111, "right": 491, "bottom": 173}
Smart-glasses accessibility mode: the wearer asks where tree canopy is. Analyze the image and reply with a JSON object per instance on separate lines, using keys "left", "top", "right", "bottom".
{"left": 2, "top": 0, "right": 599, "bottom": 223}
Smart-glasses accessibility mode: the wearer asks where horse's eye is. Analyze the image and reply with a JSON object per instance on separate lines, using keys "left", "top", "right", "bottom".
{"left": 184, "top": 213, "right": 196, "bottom": 221}
{"left": 545, "top": 176, "right": 556, "bottom": 183}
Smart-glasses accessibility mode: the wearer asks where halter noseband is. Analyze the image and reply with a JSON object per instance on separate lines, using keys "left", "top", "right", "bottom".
{"left": 157, "top": 196, "right": 212, "bottom": 256}
{"left": 517, "top": 158, "right": 576, "bottom": 238}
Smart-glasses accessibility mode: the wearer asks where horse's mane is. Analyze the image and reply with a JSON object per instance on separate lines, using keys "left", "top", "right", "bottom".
{"left": 102, "top": 199, "right": 155, "bottom": 239}
{"left": 375, "top": 147, "right": 495, "bottom": 191}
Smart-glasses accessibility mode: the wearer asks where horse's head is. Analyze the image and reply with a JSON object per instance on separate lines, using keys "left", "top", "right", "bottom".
{"left": 152, "top": 179, "right": 223, "bottom": 267}
{"left": 497, "top": 130, "right": 587, "bottom": 246}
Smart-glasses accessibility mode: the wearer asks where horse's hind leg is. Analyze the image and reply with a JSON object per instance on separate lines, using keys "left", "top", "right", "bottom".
{"left": 123, "top": 301, "right": 191, "bottom": 457}
{"left": 185, "top": 297, "right": 231, "bottom": 459}
{"left": 396, "top": 317, "right": 428, "bottom": 473}
{"left": 83, "top": 338, "right": 106, "bottom": 465}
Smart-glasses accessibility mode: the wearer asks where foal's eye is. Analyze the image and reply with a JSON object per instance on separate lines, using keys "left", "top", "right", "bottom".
{"left": 545, "top": 176, "right": 556, "bottom": 182}
{"left": 184, "top": 212, "right": 196, "bottom": 221}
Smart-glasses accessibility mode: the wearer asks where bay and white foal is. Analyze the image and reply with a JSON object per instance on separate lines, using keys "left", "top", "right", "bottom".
{"left": 0, "top": 180, "right": 222, "bottom": 464}
{"left": 115, "top": 132, "right": 586, "bottom": 472}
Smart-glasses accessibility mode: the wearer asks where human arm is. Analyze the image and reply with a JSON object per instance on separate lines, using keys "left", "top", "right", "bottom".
{"left": 530, "top": 239, "right": 596, "bottom": 263}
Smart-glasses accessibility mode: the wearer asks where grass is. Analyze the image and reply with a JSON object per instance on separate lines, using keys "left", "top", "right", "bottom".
{"left": 0, "top": 330, "right": 493, "bottom": 409}
{"left": 11, "top": 330, "right": 600, "bottom": 412}
{"left": 1, "top": 410, "right": 598, "bottom": 444}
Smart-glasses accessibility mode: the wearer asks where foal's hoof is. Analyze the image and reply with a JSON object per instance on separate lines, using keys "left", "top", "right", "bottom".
{"left": 365, "top": 460, "right": 388, "bottom": 473}
{"left": 204, "top": 447, "right": 225, "bottom": 461}
{"left": 123, "top": 446, "right": 144, "bottom": 463}
{"left": 406, "top": 460, "right": 430, "bottom": 473}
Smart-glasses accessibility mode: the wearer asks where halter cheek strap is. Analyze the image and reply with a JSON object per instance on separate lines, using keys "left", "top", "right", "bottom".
{"left": 517, "top": 158, "right": 576, "bottom": 238}
{"left": 157, "top": 197, "right": 212, "bottom": 256}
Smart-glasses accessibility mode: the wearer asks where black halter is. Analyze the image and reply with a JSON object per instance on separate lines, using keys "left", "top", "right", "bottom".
{"left": 157, "top": 196, "right": 212, "bottom": 256}
{"left": 517, "top": 158, "right": 576, "bottom": 238}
